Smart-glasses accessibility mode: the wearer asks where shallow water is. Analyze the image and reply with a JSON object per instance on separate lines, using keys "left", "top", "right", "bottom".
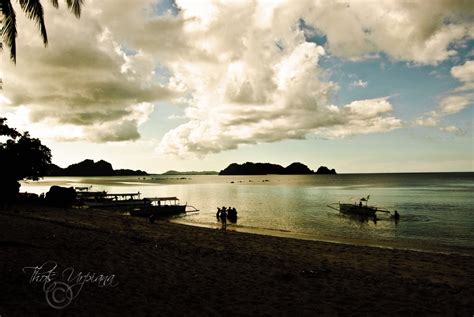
{"left": 21, "top": 173, "right": 474, "bottom": 254}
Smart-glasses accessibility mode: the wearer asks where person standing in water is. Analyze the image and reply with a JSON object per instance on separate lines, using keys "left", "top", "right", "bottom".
{"left": 220, "top": 208, "right": 228, "bottom": 230}
{"left": 393, "top": 210, "right": 400, "bottom": 224}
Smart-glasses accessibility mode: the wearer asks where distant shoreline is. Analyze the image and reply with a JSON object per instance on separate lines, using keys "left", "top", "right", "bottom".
{"left": 40, "top": 171, "right": 474, "bottom": 177}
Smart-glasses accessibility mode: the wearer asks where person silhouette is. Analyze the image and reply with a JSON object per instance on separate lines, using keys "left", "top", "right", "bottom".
{"left": 220, "top": 208, "right": 227, "bottom": 230}
{"left": 393, "top": 210, "right": 400, "bottom": 224}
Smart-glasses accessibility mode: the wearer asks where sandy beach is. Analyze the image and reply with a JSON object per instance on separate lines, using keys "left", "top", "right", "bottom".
{"left": 0, "top": 203, "right": 473, "bottom": 316}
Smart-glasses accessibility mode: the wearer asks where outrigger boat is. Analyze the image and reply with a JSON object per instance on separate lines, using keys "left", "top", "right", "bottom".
{"left": 77, "top": 191, "right": 145, "bottom": 209}
{"left": 328, "top": 195, "right": 391, "bottom": 217}
{"left": 74, "top": 187, "right": 198, "bottom": 216}
{"left": 130, "top": 197, "right": 199, "bottom": 217}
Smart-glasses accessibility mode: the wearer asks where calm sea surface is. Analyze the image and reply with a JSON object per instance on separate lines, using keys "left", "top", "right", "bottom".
{"left": 21, "top": 173, "right": 474, "bottom": 254}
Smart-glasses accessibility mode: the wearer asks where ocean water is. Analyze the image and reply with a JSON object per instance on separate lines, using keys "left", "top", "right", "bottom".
{"left": 21, "top": 173, "right": 474, "bottom": 254}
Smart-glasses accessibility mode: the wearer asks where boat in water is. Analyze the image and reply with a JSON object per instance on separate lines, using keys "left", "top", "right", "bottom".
{"left": 130, "top": 196, "right": 198, "bottom": 217}
{"left": 329, "top": 195, "right": 390, "bottom": 217}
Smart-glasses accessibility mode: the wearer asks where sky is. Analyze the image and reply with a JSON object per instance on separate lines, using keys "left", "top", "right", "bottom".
{"left": 0, "top": 0, "right": 473, "bottom": 173}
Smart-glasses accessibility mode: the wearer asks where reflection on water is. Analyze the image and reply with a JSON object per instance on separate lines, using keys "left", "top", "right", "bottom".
{"left": 21, "top": 173, "right": 474, "bottom": 254}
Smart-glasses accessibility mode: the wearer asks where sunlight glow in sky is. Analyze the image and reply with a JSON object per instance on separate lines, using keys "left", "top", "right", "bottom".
{"left": 1, "top": 0, "right": 473, "bottom": 173}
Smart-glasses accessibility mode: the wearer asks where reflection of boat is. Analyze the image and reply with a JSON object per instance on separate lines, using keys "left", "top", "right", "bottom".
{"left": 328, "top": 195, "right": 390, "bottom": 217}
{"left": 130, "top": 197, "right": 198, "bottom": 217}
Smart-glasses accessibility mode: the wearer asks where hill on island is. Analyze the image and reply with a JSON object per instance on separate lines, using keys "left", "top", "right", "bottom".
{"left": 47, "top": 159, "right": 148, "bottom": 176}
{"left": 219, "top": 162, "right": 336, "bottom": 175}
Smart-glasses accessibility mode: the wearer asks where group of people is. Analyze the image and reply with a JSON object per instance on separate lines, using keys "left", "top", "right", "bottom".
{"left": 216, "top": 206, "right": 238, "bottom": 229}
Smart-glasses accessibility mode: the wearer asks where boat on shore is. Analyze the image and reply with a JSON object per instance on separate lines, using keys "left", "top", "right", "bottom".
{"left": 77, "top": 190, "right": 145, "bottom": 209}
{"left": 74, "top": 187, "right": 198, "bottom": 216}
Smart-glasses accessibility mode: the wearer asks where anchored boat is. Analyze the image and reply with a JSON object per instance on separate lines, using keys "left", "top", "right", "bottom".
{"left": 130, "top": 196, "right": 199, "bottom": 217}
{"left": 328, "top": 195, "right": 391, "bottom": 217}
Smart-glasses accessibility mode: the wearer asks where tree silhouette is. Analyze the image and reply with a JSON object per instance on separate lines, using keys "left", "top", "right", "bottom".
{"left": 0, "top": 118, "right": 51, "bottom": 205}
{"left": 0, "top": 0, "right": 84, "bottom": 63}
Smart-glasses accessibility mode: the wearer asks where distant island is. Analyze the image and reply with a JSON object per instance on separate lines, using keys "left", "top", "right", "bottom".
{"left": 47, "top": 159, "right": 148, "bottom": 176}
{"left": 162, "top": 170, "right": 218, "bottom": 175}
{"left": 219, "top": 162, "right": 336, "bottom": 175}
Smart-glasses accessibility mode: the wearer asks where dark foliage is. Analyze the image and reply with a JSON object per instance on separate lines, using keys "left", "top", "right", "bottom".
{"left": 0, "top": 118, "right": 51, "bottom": 204}
{"left": 1, "top": 0, "right": 84, "bottom": 63}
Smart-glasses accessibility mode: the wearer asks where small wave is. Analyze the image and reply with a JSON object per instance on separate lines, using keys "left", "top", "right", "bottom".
{"left": 397, "top": 214, "right": 432, "bottom": 222}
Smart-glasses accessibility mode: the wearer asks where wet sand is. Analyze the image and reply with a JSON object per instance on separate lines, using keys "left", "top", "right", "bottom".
{"left": 0, "top": 204, "right": 473, "bottom": 316}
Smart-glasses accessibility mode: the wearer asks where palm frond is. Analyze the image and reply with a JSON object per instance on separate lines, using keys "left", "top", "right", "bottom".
{"left": 66, "top": 0, "right": 83, "bottom": 18}
{"left": 18, "top": 0, "right": 48, "bottom": 46}
{"left": 1, "top": 0, "right": 18, "bottom": 63}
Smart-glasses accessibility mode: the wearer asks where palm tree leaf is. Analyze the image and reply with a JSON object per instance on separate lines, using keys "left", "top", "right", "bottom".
{"left": 66, "top": 0, "right": 83, "bottom": 18}
{"left": 18, "top": 0, "right": 48, "bottom": 46}
{"left": 1, "top": 0, "right": 18, "bottom": 63}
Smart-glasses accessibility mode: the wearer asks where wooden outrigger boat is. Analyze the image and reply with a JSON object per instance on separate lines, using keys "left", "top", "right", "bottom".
{"left": 328, "top": 195, "right": 391, "bottom": 217}
{"left": 130, "top": 197, "right": 198, "bottom": 217}
{"left": 74, "top": 187, "right": 198, "bottom": 216}
{"left": 78, "top": 191, "right": 145, "bottom": 209}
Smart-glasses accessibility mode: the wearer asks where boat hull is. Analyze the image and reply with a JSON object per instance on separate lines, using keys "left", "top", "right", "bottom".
{"left": 339, "top": 203, "right": 377, "bottom": 216}
{"left": 130, "top": 205, "right": 187, "bottom": 217}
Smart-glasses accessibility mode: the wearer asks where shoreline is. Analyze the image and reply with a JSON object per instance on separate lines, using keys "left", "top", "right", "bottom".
{"left": 172, "top": 219, "right": 474, "bottom": 257}
{"left": 1, "top": 203, "right": 473, "bottom": 315}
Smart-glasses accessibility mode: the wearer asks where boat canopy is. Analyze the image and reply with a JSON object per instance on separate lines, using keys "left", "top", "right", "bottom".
{"left": 102, "top": 193, "right": 141, "bottom": 198}
{"left": 145, "top": 197, "right": 180, "bottom": 202}
{"left": 75, "top": 186, "right": 92, "bottom": 191}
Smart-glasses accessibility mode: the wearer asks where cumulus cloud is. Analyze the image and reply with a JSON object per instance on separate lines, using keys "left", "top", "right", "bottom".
{"left": 416, "top": 60, "right": 473, "bottom": 130}
{"left": 266, "top": 0, "right": 473, "bottom": 65}
{"left": 153, "top": 3, "right": 402, "bottom": 157}
{"left": 0, "top": 1, "right": 174, "bottom": 142}
{"left": 451, "top": 61, "right": 474, "bottom": 92}
{"left": 350, "top": 79, "right": 368, "bottom": 88}
{"left": 439, "top": 95, "right": 472, "bottom": 114}
{"left": 416, "top": 93, "right": 473, "bottom": 129}
{"left": 1, "top": 0, "right": 472, "bottom": 154}
{"left": 440, "top": 125, "right": 464, "bottom": 136}
{"left": 155, "top": 0, "right": 423, "bottom": 156}
{"left": 415, "top": 114, "right": 439, "bottom": 127}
